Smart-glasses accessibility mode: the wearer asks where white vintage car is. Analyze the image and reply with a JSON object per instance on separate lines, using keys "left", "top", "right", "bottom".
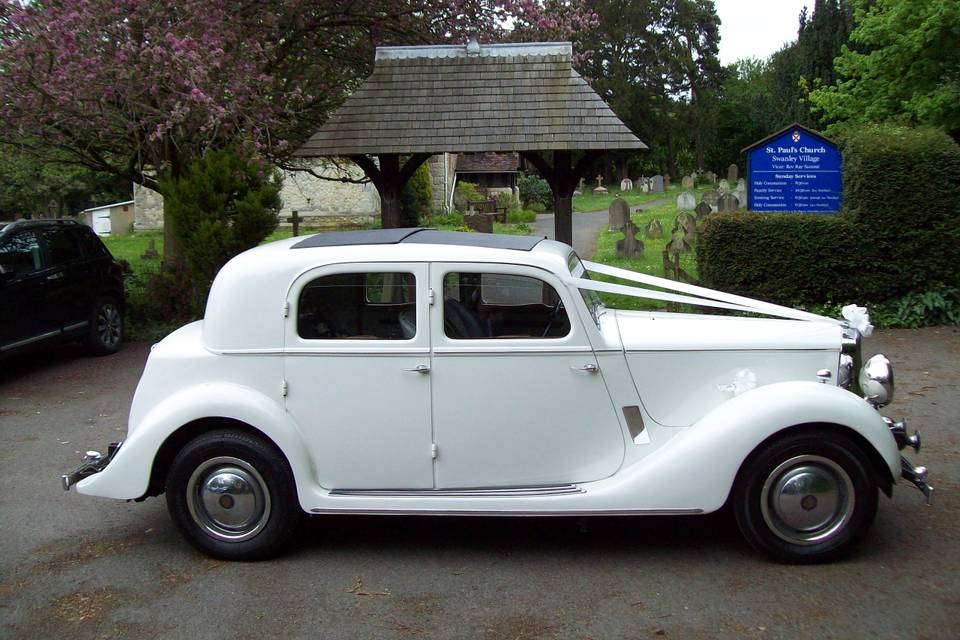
{"left": 63, "top": 229, "right": 932, "bottom": 562}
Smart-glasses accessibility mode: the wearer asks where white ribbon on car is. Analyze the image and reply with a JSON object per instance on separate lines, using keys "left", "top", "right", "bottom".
{"left": 571, "top": 260, "right": 846, "bottom": 327}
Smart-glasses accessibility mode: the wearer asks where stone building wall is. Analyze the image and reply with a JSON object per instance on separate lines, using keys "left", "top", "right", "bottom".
{"left": 133, "top": 182, "right": 164, "bottom": 230}
{"left": 427, "top": 153, "right": 457, "bottom": 213}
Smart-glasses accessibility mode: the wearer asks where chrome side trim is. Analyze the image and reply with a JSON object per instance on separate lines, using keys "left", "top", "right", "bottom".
{"left": 330, "top": 484, "right": 584, "bottom": 497}
{"left": 63, "top": 320, "right": 90, "bottom": 332}
{"left": 310, "top": 507, "right": 705, "bottom": 516}
{"left": 1, "top": 329, "right": 61, "bottom": 351}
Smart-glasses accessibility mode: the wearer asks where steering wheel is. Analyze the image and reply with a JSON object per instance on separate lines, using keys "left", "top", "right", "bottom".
{"left": 542, "top": 299, "right": 564, "bottom": 337}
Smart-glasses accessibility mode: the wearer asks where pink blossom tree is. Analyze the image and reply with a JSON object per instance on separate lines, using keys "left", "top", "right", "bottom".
{"left": 0, "top": 0, "right": 593, "bottom": 262}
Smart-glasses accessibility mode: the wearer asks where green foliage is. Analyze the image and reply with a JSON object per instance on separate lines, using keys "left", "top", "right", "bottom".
{"left": 810, "top": 0, "right": 960, "bottom": 138}
{"left": 507, "top": 209, "right": 537, "bottom": 223}
{"left": 697, "top": 125, "right": 960, "bottom": 326}
{"left": 159, "top": 147, "right": 281, "bottom": 315}
{"left": 453, "top": 181, "right": 486, "bottom": 210}
{"left": 400, "top": 163, "right": 433, "bottom": 227}
{"left": 517, "top": 172, "right": 553, "bottom": 209}
{"left": 495, "top": 190, "right": 517, "bottom": 213}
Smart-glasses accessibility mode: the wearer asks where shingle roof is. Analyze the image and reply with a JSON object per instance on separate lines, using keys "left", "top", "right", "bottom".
{"left": 296, "top": 42, "right": 646, "bottom": 157}
{"left": 456, "top": 152, "right": 520, "bottom": 173}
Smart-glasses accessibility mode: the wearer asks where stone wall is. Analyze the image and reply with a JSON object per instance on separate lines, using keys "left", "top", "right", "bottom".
{"left": 427, "top": 153, "right": 456, "bottom": 213}
{"left": 133, "top": 182, "right": 164, "bottom": 230}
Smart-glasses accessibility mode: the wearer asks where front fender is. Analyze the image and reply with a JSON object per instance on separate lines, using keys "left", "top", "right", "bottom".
{"left": 76, "top": 382, "right": 315, "bottom": 505}
{"left": 615, "top": 381, "right": 899, "bottom": 512}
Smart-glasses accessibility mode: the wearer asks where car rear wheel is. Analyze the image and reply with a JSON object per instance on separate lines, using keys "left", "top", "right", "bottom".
{"left": 166, "top": 430, "right": 301, "bottom": 560}
{"left": 85, "top": 297, "right": 123, "bottom": 355}
{"left": 733, "top": 429, "right": 878, "bottom": 564}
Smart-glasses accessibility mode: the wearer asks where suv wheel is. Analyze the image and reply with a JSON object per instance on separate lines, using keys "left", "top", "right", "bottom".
{"left": 86, "top": 296, "right": 123, "bottom": 355}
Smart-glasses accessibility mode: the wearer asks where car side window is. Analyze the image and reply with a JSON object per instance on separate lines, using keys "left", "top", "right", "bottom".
{"left": 75, "top": 227, "right": 110, "bottom": 259}
{"left": 443, "top": 272, "right": 570, "bottom": 339}
{"left": 298, "top": 272, "right": 416, "bottom": 340}
{"left": 40, "top": 226, "right": 82, "bottom": 265}
{"left": 0, "top": 230, "right": 45, "bottom": 277}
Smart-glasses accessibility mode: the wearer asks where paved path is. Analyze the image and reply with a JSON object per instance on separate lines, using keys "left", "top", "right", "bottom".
{"left": 1, "top": 327, "right": 957, "bottom": 639}
{"left": 530, "top": 196, "right": 673, "bottom": 258}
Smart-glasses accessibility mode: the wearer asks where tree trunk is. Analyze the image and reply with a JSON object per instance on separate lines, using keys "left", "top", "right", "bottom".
{"left": 554, "top": 195, "right": 573, "bottom": 246}
{"left": 162, "top": 200, "right": 181, "bottom": 270}
{"left": 380, "top": 190, "right": 402, "bottom": 228}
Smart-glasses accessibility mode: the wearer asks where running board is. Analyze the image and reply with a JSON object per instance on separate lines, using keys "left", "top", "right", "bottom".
{"left": 329, "top": 484, "right": 584, "bottom": 498}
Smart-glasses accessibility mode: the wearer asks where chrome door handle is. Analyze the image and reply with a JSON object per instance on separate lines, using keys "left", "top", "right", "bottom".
{"left": 46, "top": 272, "right": 64, "bottom": 281}
{"left": 403, "top": 364, "right": 431, "bottom": 374}
{"left": 571, "top": 363, "right": 599, "bottom": 373}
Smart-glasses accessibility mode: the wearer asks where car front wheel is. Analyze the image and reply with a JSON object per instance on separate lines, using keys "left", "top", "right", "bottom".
{"left": 733, "top": 429, "right": 879, "bottom": 564}
{"left": 166, "top": 430, "right": 301, "bottom": 560}
{"left": 85, "top": 297, "right": 123, "bottom": 355}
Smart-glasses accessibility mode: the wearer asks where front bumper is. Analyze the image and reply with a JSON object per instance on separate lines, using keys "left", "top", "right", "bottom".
{"left": 61, "top": 441, "right": 122, "bottom": 491}
{"left": 885, "top": 417, "right": 934, "bottom": 505}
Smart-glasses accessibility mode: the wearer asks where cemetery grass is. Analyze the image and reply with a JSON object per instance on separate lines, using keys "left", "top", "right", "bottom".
{"left": 590, "top": 197, "right": 702, "bottom": 313}
{"left": 572, "top": 187, "right": 674, "bottom": 213}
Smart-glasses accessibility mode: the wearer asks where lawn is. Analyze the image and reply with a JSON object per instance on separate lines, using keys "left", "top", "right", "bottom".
{"left": 588, "top": 187, "right": 709, "bottom": 312}
{"left": 572, "top": 186, "right": 676, "bottom": 213}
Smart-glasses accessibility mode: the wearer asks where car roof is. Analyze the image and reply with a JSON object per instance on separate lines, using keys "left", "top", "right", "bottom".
{"left": 0, "top": 219, "right": 84, "bottom": 234}
{"left": 291, "top": 228, "right": 544, "bottom": 251}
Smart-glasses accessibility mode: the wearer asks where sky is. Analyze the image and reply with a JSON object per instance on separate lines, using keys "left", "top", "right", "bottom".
{"left": 714, "top": 0, "right": 811, "bottom": 66}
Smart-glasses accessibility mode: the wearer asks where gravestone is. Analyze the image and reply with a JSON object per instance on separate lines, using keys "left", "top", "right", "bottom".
{"left": 735, "top": 179, "right": 747, "bottom": 209}
{"left": 651, "top": 175, "right": 664, "bottom": 193}
{"left": 288, "top": 210, "right": 302, "bottom": 236}
{"left": 694, "top": 201, "right": 712, "bottom": 219}
{"left": 701, "top": 189, "right": 719, "bottom": 212}
{"left": 666, "top": 230, "right": 692, "bottom": 253}
{"left": 681, "top": 175, "right": 694, "bottom": 190}
{"left": 512, "top": 186, "right": 521, "bottom": 206}
{"left": 706, "top": 171, "right": 716, "bottom": 184}
{"left": 608, "top": 198, "right": 630, "bottom": 230}
{"left": 718, "top": 193, "right": 739, "bottom": 212}
{"left": 663, "top": 175, "right": 671, "bottom": 189}
{"left": 140, "top": 238, "right": 159, "bottom": 260}
{"left": 677, "top": 190, "right": 696, "bottom": 211}
{"left": 616, "top": 219, "right": 644, "bottom": 257}
{"left": 465, "top": 212, "right": 493, "bottom": 233}
{"left": 727, "top": 163, "right": 739, "bottom": 182}
{"left": 676, "top": 211, "right": 697, "bottom": 239}
{"left": 639, "top": 180, "right": 650, "bottom": 194}
{"left": 620, "top": 178, "right": 633, "bottom": 192}
{"left": 718, "top": 179, "right": 730, "bottom": 194}
{"left": 644, "top": 218, "right": 663, "bottom": 239}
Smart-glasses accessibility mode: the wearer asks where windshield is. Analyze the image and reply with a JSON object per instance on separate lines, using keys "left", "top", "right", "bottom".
{"left": 568, "top": 251, "right": 605, "bottom": 328}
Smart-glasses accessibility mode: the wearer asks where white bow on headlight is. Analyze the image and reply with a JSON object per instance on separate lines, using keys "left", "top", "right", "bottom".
{"left": 841, "top": 304, "right": 874, "bottom": 337}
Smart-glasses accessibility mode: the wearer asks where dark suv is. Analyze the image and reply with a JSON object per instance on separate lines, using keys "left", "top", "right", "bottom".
{"left": 0, "top": 219, "right": 124, "bottom": 359}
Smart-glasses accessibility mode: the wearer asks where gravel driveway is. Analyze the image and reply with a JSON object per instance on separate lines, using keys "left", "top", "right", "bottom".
{"left": 0, "top": 327, "right": 957, "bottom": 639}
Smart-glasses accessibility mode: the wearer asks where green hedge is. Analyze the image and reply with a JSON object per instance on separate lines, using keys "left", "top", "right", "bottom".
{"left": 697, "top": 125, "right": 960, "bottom": 307}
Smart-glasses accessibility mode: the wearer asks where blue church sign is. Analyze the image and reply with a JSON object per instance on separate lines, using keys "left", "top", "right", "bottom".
{"left": 744, "top": 124, "right": 841, "bottom": 213}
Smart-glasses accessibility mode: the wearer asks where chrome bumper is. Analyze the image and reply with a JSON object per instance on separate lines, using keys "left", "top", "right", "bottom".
{"left": 61, "top": 441, "right": 122, "bottom": 491}
{"left": 885, "top": 417, "right": 934, "bottom": 505}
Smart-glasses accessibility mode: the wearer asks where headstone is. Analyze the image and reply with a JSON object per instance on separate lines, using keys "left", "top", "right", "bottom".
{"left": 663, "top": 175, "right": 671, "bottom": 189}
{"left": 706, "top": 171, "right": 716, "bottom": 184}
{"left": 718, "top": 193, "right": 739, "bottom": 212}
{"left": 288, "top": 210, "right": 301, "bottom": 236}
{"left": 681, "top": 175, "right": 694, "bottom": 190}
{"left": 140, "top": 238, "right": 159, "bottom": 260}
{"left": 464, "top": 213, "right": 493, "bottom": 233}
{"left": 578, "top": 177, "right": 585, "bottom": 192}
{"left": 620, "top": 178, "right": 633, "bottom": 192}
{"left": 651, "top": 175, "right": 664, "bottom": 193}
{"left": 616, "top": 219, "right": 644, "bottom": 257}
{"left": 701, "top": 189, "right": 719, "bottom": 212}
{"left": 735, "top": 179, "right": 747, "bottom": 209}
{"left": 644, "top": 218, "right": 663, "bottom": 239}
{"left": 639, "top": 180, "right": 650, "bottom": 194}
{"left": 608, "top": 198, "right": 630, "bottom": 230}
{"left": 593, "top": 175, "right": 607, "bottom": 195}
{"left": 718, "top": 179, "right": 730, "bottom": 194}
{"left": 666, "top": 230, "right": 692, "bottom": 253}
{"left": 694, "top": 201, "right": 712, "bottom": 219}
{"left": 573, "top": 190, "right": 582, "bottom": 196}
{"left": 512, "top": 186, "right": 521, "bottom": 206}
{"left": 676, "top": 212, "right": 697, "bottom": 239}
{"left": 676, "top": 190, "right": 696, "bottom": 211}
{"left": 727, "top": 163, "right": 739, "bottom": 182}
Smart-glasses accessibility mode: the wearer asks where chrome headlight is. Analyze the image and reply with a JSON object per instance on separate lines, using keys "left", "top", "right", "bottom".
{"left": 838, "top": 354, "right": 855, "bottom": 390}
{"left": 859, "top": 354, "right": 894, "bottom": 408}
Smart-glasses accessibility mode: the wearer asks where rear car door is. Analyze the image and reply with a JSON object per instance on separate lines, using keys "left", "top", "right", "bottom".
{"left": 0, "top": 229, "right": 52, "bottom": 351}
{"left": 37, "top": 224, "right": 93, "bottom": 332}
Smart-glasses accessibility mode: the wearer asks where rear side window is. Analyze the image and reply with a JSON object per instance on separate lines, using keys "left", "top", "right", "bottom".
{"left": 75, "top": 227, "right": 110, "bottom": 259}
{"left": 298, "top": 272, "right": 416, "bottom": 340}
{"left": 0, "top": 230, "right": 44, "bottom": 277}
{"left": 442, "top": 272, "right": 569, "bottom": 339}
{"left": 40, "top": 226, "right": 82, "bottom": 265}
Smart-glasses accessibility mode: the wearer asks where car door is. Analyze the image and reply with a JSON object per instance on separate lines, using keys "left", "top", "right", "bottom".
{"left": 429, "top": 263, "right": 626, "bottom": 489}
{"left": 37, "top": 225, "right": 93, "bottom": 332}
{"left": 0, "top": 229, "right": 52, "bottom": 351}
{"left": 283, "top": 263, "right": 434, "bottom": 489}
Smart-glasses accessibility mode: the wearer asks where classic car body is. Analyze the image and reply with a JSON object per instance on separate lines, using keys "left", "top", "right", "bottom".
{"left": 63, "top": 229, "right": 933, "bottom": 562}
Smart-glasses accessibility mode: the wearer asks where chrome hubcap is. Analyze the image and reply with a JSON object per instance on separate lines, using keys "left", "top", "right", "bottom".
{"left": 760, "top": 455, "right": 855, "bottom": 545}
{"left": 97, "top": 304, "right": 121, "bottom": 347}
{"left": 186, "top": 457, "right": 271, "bottom": 542}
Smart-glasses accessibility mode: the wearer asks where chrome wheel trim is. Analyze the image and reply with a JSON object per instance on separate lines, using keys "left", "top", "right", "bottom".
{"left": 760, "top": 454, "right": 855, "bottom": 546}
{"left": 186, "top": 456, "right": 271, "bottom": 542}
{"left": 96, "top": 303, "right": 122, "bottom": 347}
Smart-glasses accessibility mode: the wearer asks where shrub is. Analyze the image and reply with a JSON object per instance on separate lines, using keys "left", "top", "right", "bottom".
{"left": 495, "top": 190, "right": 517, "bottom": 213}
{"left": 159, "top": 147, "right": 281, "bottom": 313}
{"left": 453, "top": 181, "right": 485, "bottom": 210}
{"left": 697, "top": 125, "right": 960, "bottom": 315}
{"left": 507, "top": 209, "right": 537, "bottom": 223}
{"left": 517, "top": 172, "right": 553, "bottom": 209}
{"left": 400, "top": 162, "right": 433, "bottom": 227}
